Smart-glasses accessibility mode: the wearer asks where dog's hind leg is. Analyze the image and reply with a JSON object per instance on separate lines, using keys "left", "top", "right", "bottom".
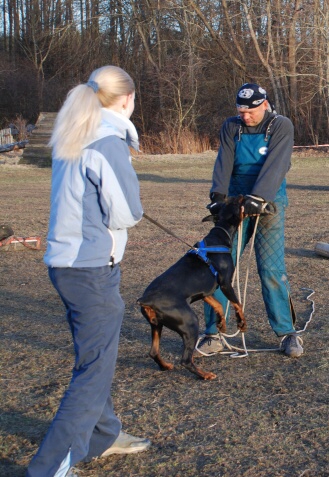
{"left": 150, "top": 323, "right": 174, "bottom": 371}
{"left": 203, "top": 295, "right": 227, "bottom": 333}
{"left": 141, "top": 305, "right": 174, "bottom": 371}
{"left": 178, "top": 308, "right": 216, "bottom": 380}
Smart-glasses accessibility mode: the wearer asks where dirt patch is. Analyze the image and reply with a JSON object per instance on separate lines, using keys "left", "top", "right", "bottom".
{"left": 1, "top": 153, "right": 329, "bottom": 477}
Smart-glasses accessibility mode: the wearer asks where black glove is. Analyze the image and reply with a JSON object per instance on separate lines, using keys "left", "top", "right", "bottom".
{"left": 243, "top": 195, "right": 267, "bottom": 216}
{"left": 206, "top": 192, "right": 226, "bottom": 216}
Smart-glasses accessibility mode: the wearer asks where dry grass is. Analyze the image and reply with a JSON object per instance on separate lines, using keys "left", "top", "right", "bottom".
{"left": 140, "top": 127, "right": 214, "bottom": 155}
{"left": 0, "top": 153, "right": 329, "bottom": 477}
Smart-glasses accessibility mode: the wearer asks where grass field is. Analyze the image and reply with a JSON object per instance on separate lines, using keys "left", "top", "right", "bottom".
{"left": 0, "top": 153, "right": 328, "bottom": 477}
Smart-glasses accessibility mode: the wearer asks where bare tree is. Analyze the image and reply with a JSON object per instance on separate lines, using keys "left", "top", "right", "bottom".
{"left": 1, "top": 0, "right": 329, "bottom": 146}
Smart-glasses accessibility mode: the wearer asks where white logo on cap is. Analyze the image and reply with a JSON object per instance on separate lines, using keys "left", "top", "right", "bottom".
{"left": 252, "top": 99, "right": 265, "bottom": 105}
{"left": 238, "top": 88, "right": 254, "bottom": 99}
{"left": 258, "top": 87, "right": 266, "bottom": 94}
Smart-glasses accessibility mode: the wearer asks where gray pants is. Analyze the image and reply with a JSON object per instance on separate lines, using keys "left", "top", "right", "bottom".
{"left": 26, "top": 265, "right": 123, "bottom": 477}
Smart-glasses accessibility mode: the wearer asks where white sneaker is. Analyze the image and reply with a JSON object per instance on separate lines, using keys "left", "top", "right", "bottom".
{"left": 194, "top": 334, "right": 225, "bottom": 357}
{"left": 101, "top": 431, "right": 151, "bottom": 457}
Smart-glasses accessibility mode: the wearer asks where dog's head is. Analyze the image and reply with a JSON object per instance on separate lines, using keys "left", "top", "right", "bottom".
{"left": 202, "top": 195, "right": 244, "bottom": 226}
{"left": 203, "top": 195, "right": 277, "bottom": 224}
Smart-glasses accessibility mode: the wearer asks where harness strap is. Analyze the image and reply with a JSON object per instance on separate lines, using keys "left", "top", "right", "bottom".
{"left": 236, "top": 114, "right": 279, "bottom": 142}
{"left": 186, "top": 240, "right": 231, "bottom": 280}
{"left": 265, "top": 115, "right": 279, "bottom": 141}
{"left": 197, "top": 239, "right": 231, "bottom": 254}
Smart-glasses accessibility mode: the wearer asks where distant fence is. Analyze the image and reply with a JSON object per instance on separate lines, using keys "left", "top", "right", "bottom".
{"left": 0, "top": 129, "right": 14, "bottom": 145}
{"left": 293, "top": 144, "right": 329, "bottom": 148}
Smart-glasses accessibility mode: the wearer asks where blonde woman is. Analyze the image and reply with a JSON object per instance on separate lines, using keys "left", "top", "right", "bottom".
{"left": 26, "top": 66, "right": 150, "bottom": 477}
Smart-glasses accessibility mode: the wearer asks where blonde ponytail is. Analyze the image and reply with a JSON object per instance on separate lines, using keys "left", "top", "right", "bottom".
{"left": 49, "top": 66, "right": 135, "bottom": 161}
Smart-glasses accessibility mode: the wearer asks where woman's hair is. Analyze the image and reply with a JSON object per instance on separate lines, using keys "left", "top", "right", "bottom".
{"left": 49, "top": 66, "right": 135, "bottom": 160}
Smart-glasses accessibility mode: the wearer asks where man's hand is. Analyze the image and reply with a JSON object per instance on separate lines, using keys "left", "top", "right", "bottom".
{"left": 243, "top": 195, "right": 267, "bottom": 216}
{"left": 206, "top": 192, "right": 226, "bottom": 216}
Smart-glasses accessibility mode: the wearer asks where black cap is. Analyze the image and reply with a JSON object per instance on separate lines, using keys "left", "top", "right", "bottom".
{"left": 236, "top": 83, "right": 267, "bottom": 109}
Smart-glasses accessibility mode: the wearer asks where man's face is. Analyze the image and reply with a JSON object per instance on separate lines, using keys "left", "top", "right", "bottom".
{"left": 237, "top": 101, "right": 268, "bottom": 127}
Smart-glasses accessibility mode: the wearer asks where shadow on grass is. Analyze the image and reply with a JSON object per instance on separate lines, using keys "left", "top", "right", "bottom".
{"left": 137, "top": 173, "right": 211, "bottom": 184}
{"left": 287, "top": 184, "right": 329, "bottom": 191}
{"left": 0, "top": 410, "right": 49, "bottom": 476}
{"left": 0, "top": 410, "right": 49, "bottom": 443}
{"left": 285, "top": 248, "right": 326, "bottom": 259}
{"left": 0, "top": 460, "right": 26, "bottom": 477}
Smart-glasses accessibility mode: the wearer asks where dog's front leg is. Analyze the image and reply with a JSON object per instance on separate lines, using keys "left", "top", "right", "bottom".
{"left": 203, "top": 295, "right": 227, "bottom": 333}
{"left": 231, "top": 302, "right": 247, "bottom": 332}
{"left": 219, "top": 283, "right": 247, "bottom": 332}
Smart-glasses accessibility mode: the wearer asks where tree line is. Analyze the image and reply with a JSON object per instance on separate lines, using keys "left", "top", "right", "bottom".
{"left": 1, "top": 0, "right": 328, "bottom": 152}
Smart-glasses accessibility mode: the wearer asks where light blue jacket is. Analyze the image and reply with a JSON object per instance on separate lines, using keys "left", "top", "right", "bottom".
{"left": 44, "top": 109, "right": 143, "bottom": 268}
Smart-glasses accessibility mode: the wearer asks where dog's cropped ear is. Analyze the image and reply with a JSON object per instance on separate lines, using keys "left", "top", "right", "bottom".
{"left": 238, "top": 195, "right": 245, "bottom": 220}
{"left": 240, "top": 206, "right": 245, "bottom": 220}
{"left": 238, "top": 194, "right": 244, "bottom": 204}
{"left": 202, "top": 215, "right": 216, "bottom": 223}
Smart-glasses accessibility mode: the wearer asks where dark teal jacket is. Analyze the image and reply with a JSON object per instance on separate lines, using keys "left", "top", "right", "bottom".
{"left": 211, "top": 111, "right": 294, "bottom": 202}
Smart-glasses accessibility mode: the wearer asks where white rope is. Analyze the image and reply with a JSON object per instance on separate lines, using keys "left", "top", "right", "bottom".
{"left": 242, "top": 215, "right": 259, "bottom": 309}
{"left": 196, "top": 217, "right": 316, "bottom": 359}
{"left": 221, "top": 216, "right": 274, "bottom": 358}
{"left": 295, "top": 288, "right": 315, "bottom": 334}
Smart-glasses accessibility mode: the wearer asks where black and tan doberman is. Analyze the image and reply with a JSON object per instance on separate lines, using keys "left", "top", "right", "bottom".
{"left": 138, "top": 195, "right": 246, "bottom": 380}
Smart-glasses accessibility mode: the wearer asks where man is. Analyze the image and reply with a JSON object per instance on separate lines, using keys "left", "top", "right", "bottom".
{"left": 197, "top": 83, "right": 303, "bottom": 358}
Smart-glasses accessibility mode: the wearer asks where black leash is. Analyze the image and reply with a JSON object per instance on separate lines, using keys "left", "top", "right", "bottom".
{"left": 143, "top": 213, "right": 196, "bottom": 250}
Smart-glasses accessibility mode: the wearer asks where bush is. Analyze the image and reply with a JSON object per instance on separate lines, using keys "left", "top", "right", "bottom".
{"left": 140, "top": 126, "right": 213, "bottom": 155}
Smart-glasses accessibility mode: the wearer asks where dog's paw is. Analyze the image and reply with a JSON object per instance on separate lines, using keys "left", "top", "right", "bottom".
{"left": 217, "top": 321, "right": 227, "bottom": 334}
{"left": 203, "top": 372, "right": 217, "bottom": 380}
{"left": 237, "top": 321, "right": 247, "bottom": 332}
{"left": 159, "top": 363, "right": 174, "bottom": 371}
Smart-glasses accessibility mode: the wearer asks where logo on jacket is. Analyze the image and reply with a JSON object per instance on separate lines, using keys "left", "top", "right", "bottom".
{"left": 259, "top": 146, "right": 268, "bottom": 155}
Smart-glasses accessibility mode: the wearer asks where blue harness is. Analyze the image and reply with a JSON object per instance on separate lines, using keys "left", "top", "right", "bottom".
{"left": 186, "top": 239, "right": 231, "bottom": 281}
